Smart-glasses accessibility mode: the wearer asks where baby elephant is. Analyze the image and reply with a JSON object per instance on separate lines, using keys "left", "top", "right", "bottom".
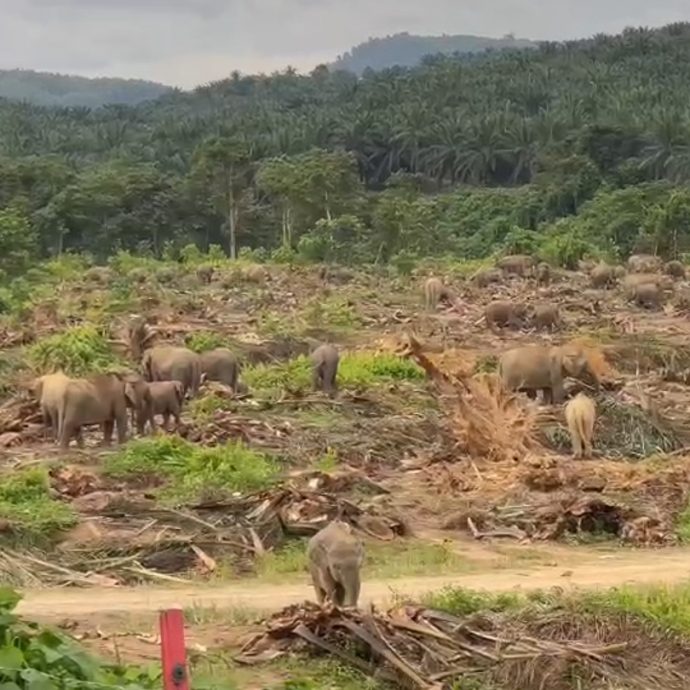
{"left": 565, "top": 393, "right": 596, "bottom": 459}
{"left": 127, "top": 380, "right": 185, "bottom": 434}
{"left": 485, "top": 301, "right": 526, "bottom": 332}
{"left": 424, "top": 277, "right": 454, "bottom": 309}
{"left": 633, "top": 283, "right": 661, "bottom": 309}
{"left": 33, "top": 371, "right": 71, "bottom": 441}
{"left": 307, "top": 520, "right": 364, "bottom": 608}
{"left": 532, "top": 304, "right": 559, "bottom": 331}
{"left": 311, "top": 344, "right": 339, "bottom": 396}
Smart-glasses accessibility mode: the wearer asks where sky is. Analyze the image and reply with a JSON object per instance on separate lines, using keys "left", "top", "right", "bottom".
{"left": 1, "top": 0, "right": 689, "bottom": 88}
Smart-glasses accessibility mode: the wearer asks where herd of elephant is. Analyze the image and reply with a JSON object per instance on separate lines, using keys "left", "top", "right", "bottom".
{"left": 418, "top": 252, "right": 687, "bottom": 465}
{"left": 32, "top": 341, "right": 341, "bottom": 449}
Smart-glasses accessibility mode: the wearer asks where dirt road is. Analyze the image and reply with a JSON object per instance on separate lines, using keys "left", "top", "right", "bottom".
{"left": 16, "top": 547, "right": 690, "bottom": 618}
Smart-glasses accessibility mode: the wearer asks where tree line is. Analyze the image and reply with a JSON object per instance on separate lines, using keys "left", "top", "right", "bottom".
{"left": 2, "top": 22, "right": 690, "bottom": 276}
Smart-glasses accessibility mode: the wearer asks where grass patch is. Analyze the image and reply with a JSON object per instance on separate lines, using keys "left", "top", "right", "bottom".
{"left": 186, "top": 330, "right": 228, "bottom": 353}
{"left": 581, "top": 582, "right": 690, "bottom": 636}
{"left": 677, "top": 503, "right": 690, "bottom": 543}
{"left": 26, "top": 325, "right": 119, "bottom": 376}
{"left": 188, "top": 393, "right": 237, "bottom": 422}
{"left": 244, "top": 352, "right": 423, "bottom": 394}
{"left": 253, "top": 538, "right": 476, "bottom": 583}
{"left": 365, "top": 540, "right": 473, "bottom": 579}
{"left": 105, "top": 436, "right": 279, "bottom": 501}
{"left": 0, "top": 468, "right": 76, "bottom": 543}
{"left": 421, "top": 587, "right": 523, "bottom": 616}
{"left": 301, "top": 297, "right": 362, "bottom": 335}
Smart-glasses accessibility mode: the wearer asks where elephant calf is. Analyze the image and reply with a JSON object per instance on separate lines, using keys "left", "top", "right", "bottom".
{"left": 632, "top": 283, "right": 662, "bottom": 309}
{"left": 424, "top": 277, "right": 455, "bottom": 309}
{"left": 311, "top": 344, "right": 339, "bottom": 396}
{"left": 532, "top": 304, "right": 559, "bottom": 331}
{"left": 496, "top": 254, "right": 535, "bottom": 277}
{"left": 485, "top": 301, "right": 526, "bottom": 332}
{"left": 535, "top": 262, "right": 551, "bottom": 286}
{"left": 58, "top": 373, "right": 129, "bottom": 449}
{"left": 33, "top": 371, "right": 70, "bottom": 441}
{"left": 565, "top": 393, "right": 596, "bottom": 459}
{"left": 471, "top": 268, "right": 502, "bottom": 288}
{"left": 664, "top": 260, "right": 686, "bottom": 279}
{"left": 307, "top": 520, "right": 364, "bottom": 608}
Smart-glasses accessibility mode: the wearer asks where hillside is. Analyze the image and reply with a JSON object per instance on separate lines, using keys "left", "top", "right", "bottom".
{"left": 0, "top": 69, "right": 172, "bottom": 107}
{"left": 331, "top": 31, "right": 537, "bottom": 73}
{"left": 0, "top": 23, "right": 690, "bottom": 265}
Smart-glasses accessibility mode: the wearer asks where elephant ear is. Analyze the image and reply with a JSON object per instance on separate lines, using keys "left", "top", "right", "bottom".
{"left": 123, "top": 383, "right": 139, "bottom": 408}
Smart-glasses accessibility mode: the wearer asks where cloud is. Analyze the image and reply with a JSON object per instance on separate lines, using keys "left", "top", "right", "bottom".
{"left": 0, "top": 1, "right": 688, "bottom": 87}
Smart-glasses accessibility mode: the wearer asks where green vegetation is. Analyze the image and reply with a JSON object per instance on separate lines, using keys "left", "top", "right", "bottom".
{"left": 185, "top": 330, "right": 228, "bottom": 353}
{"left": 0, "top": 68, "right": 171, "bottom": 107}
{"left": 105, "top": 436, "right": 279, "bottom": 501}
{"left": 26, "top": 325, "right": 119, "bottom": 376}
{"left": 244, "top": 352, "right": 423, "bottom": 394}
{"left": 2, "top": 25, "right": 690, "bottom": 267}
{"left": 0, "top": 468, "right": 76, "bottom": 543}
{"left": 0, "top": 588, "right": 162, "bottom": 689}
{"left": 332, "top": 32, "right": 536, "bottom": 74}
{"left": 424, "top": 582, "right": 690, "bottom": 639}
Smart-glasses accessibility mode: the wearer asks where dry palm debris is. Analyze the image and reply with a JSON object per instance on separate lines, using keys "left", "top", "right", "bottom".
{"left": 402, "top": 333, "right": 540, "bottom": 462}
{"left": 237, "top": 603, "right": 627, "bottom": 689}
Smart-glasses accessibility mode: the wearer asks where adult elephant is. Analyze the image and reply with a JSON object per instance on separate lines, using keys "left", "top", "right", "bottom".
{"left": 142, "top": 346, "right": 201, "bottom": 397}
{"left": 57, "top": 373, "right": 131, "bottom": 449}
{"left": 499, "top": 344, "right": 597, "bottom": 404}
{"left": 199, "top": 348, "right": 240, "bottom": 390}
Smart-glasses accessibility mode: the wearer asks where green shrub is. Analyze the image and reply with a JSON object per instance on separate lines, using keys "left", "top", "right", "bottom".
{"left": 26, "top": 325, "right": 119, "bottom": 376}
{"left": 244, "top": 352, "right": 423, "bottom": 393}
{"left": 422, "top": 587, "right": 523, "bottom": 616}
{"left": 0, "top": 468, "right": 76, "bottom": 541}
{"left": 186, "top": 330, "right": 227, "bottom": 353}
{"left": 302, "top": 297, "right": 361, "bottom": 332}
{"left": 105, "top": 436, "right": 279, "bottom": 501}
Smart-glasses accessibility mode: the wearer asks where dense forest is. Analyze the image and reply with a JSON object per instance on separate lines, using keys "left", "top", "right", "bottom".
{"left": 0, "top": 69, "right": 172, "bottom": 107}
{"left": 331, "top": 32, "right": 536, "bottom": 74}
{"left": 1, "top": 23, "right": 690, "bottom": 278}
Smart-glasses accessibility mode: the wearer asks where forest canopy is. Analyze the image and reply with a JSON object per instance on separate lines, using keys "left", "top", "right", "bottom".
{"left": 1, "top": 23, "right": 690, "bottom": 272}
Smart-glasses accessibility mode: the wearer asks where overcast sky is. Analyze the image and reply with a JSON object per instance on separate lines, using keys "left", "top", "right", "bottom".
{"left": 1, "top": 1, "right": 689, "bottom": 88}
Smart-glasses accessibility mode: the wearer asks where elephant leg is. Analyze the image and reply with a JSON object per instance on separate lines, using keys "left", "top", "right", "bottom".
{"left": 102, "top": 420, "right": 114, "bottom": 445}
{"left": 173, "top": 410, "right": 181, "bottom": 431}
{"left": 542, "top": 387, "right": 553, "bottom": 405}
{"left": 162, "top": 412, "right": 171, "bottom": 433}
{"left": 116, "top": 413, "right": 128, "bottom": 444}
{"left": 571, "top": 433, "right": 582, "bottom": 458}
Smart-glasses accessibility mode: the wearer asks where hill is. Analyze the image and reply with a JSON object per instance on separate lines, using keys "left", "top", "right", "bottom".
{"left": 0, "top": 69, "right": 172, "bottom": 107}
{"left": 0, "top": 23, "right": 690, "bottom": 265}
{"left": 331, "top": 31, "right": 537, "bottom": 73}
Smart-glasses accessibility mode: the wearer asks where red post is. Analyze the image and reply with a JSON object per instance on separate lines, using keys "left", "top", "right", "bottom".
{"left": 160, "top": 608, "right": 190, "bottom": 690}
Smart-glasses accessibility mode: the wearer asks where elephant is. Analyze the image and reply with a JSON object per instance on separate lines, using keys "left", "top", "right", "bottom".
{"left": 58, "top": 373, "right": 130, "bottom": 449}
{"left": 532, "top": 303, "right": 560, "bottom": 331}
{"left": 496, "top": 254, "right": 535, "bottom": 277}
{"left": 499, "top": 344, "right": 597, "bottom": 405}
{"left": 196, "top": 265, "right": 214, "bottom": 284}
{"left": 33, "top": 371, "right": 71, "bottom": 441}
{"left": 578, "top": 259, "right": 597, "bottom": 273}
{"left": 423, "top": 277, "right": 454, "bottom": 309}
{"left": 632, "top": 283, "right": 662, "bottom": 309}
{"left": 200, "top": 348, "right": 240, "bottom": 390}
{"left": 307, "top": 520, "right": 364, "bottom": 608}
{"left": 565, "top": 393, "right": 596, "bottom": 459}
{"left": 535, "top": 262, "right": 551, "bottom": 286}
{"left": 123, "top": 376, "right": 155, "bottom": 435}
{"left": 484, "top": 301, "right": 526, "bottom": 332}
{"left": 627, "top": 253, "right": 661, "bottom": 274}
{"left": 664, "top": 260, "right": 686, "bottom": 279}
{"left": 311, "top": 344, "right": 339, "bottom": 396}
{"left": 471, "top": 268, "right": 502, "bottom": 288}
{"left": 590, "top": 264, "right": 616, "bottom": 288}
{"left": 142, "top": 346, "right": 201, "bottom": 397}
{"left": 132, "top": 381, "right": 185, "bottom": 433}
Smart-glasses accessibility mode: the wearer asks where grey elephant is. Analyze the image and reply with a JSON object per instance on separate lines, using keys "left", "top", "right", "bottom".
{"left": 664, "top": 260, "right": 686, "bottom": 279}
{"left": 123, "top": 375, "right": 154, "bottom": 436}
{"left": 33, "top": 371, "right": 71, "bottom": 441}
{"left": 484, "top": 301, "right": 526, "bottom": 332}
{"left": 471, "top": 268, "right": 502, "bottom": 288}
{"left": 126, "top": 380, "right": 185, "bottom": 434}
{"left": 307, "top": 520, "right": 364, "bottom": 608}
{"left": 590, "top": 264, "right": 616, "bottom": 288}
{"left": 311, "top": 344, "right": 339, "bottom": 396}
{"left": 58, "top": 373, "right": 130, "bottom": 449}
{"left": 200, "top": 348, "right": 240, "bottom": 390}
{"left": 633, "top": 283, "right": 662, "bottom": 309}
{"left": 627, "top": 254, "right": 661, "bottom": 273}
{"left": 496, "top": 254, "right": 535, "bottom": 277}
{"left": 142, "top": 346, "right": 201, "bottom": 397}
{"left": 499, "top": 344, "right": 597, "bottom": 404}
